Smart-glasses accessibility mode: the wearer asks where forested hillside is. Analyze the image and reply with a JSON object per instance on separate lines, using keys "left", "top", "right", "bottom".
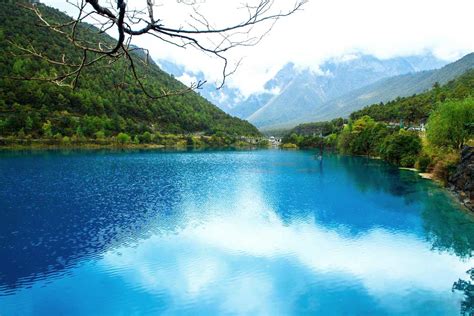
{"left": 350, "top": 69, "right": 474, "bottom": 123}
{"left": 304, "top": 53, "right": 474, "bottom": 123}
{"left": 282, "top": 67, "right": 473, "bottom": 193}
{"left": 0, "top": 2, "right": 260, "bottom": 142}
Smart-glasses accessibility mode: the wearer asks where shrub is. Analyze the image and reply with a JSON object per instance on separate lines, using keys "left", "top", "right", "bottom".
{"left": 95, "top": 130, "right": 105, "bottom": 140}
{"left": 140, "top": 131, "right": 152, "bottom": 143}
{"left": 62, "top": 136, "right": 71, "bottom": 145}
{"left": 426, "top": 98, "right": 474, "bottom": 149}
{"left": 281, "top": 143, "right": 298, "bottom": 149}
{"left": 116, "top": 132, "right": 131, "bottom": 144}
{"left": 17, "top": 128, "right": 26, "bottom": 139}
{"left": 400, "top": 155, "right": 417, "bottom": 168}
{"left": 416, "top": 154, "right": 432, "bottom": 172}
{"left": 42, "top": 120, "right": 53, "bottom": 138}
{"left": 379, "top": 130, "right": 422, "bottom": 165}
{"left": 432, "top": 152, "right": 459, "bottom": 184}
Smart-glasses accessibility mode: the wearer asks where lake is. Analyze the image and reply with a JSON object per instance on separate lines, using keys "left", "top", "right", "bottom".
{"left": 1, "top": 149, "right": 473, "bottom": 315}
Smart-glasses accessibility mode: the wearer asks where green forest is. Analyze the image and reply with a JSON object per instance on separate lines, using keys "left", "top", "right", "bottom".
{"left": 0, "top": 2, "right": 260, "bottom": 147}
{"left": 350, "top": 69, "right": 474, "bottom": 124}
{"left": 283, "top": 70, "right": 474, "bottom": 182}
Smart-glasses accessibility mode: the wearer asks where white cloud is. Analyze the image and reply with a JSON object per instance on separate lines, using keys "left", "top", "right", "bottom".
{"left": 43, "top": 0, "right": 474, "bottom": 96}
{"left": 177, "top": 73, "right": 198, "bottom": 86}
{"left": 100, "top": 193, "right": 472, "bottom": 313}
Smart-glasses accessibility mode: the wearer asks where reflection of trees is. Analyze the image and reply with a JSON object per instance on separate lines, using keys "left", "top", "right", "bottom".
{"left": 337, "top": 154, "right": 474, "bottom": 257}
{"left": 422, "top": 192, "right": 474, "bottom": 258}
{"left": 453, "top": 268, "right": 474, "bottom": 315}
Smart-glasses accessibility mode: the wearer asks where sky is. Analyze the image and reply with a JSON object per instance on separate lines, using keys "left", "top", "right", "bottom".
{"left": 43, "top": 0, "right": 474, "bottom": 96}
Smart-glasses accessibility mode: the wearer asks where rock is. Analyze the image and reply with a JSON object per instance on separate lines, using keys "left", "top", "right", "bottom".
{"left": 448, "top": 146, "right": 474, "bottom": 210}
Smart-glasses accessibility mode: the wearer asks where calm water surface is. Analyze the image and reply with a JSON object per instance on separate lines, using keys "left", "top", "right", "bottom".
{"left": 1, "top": 149, "right": 474, "bottom": 315}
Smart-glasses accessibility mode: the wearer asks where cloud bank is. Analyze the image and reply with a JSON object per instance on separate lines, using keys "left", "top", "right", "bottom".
{"left": 43, "top": 0, "right": 474, "bottom": 96}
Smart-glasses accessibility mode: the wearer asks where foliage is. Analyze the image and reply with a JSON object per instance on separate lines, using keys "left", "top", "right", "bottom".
{"left": 286, "top": 68, "right": 473, "bottom": 176}
{"left": 379, "top": 130, "right": 422, "bottom": 166}
{"left": 0, "top": 3, "right": 260, "bottom": 143}
{"left": 336, "top": 116, "right": 389, "bottom": 157}
{"left": 281, "top": 143, "right": 298, "bottom": 149}
{"left": 281, "top": 119, "right": 346, "bottom": 149}
{"left": 116, "top": 132, "right": 131, "bottom": 144}
{"left": 431, "top": 151, "right": 460, "bottom": 184}
{"left": 426, "top": 97, "right": 474, "bottom": 150}
{"left": 290, "top": 118, "right": 345, "bottom": 137}
{"left": 415, "top": 154, "right": 431, "bottom": 173}
{"left": 350, "top": 70, "right": 474, "bottom": 124}
{"left": 452, "top": 268, "right": 474, "bottom": 315}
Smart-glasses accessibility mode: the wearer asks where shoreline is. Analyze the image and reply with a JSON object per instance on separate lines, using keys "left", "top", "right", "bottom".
{"left": 399, "top": 166, "right": 473, "bottom": 211}
{"left": 0, "top": 139, "right": 268, "bottom": 151}
{"left": 399, "top": 167, "right": 434, "bottom": 180}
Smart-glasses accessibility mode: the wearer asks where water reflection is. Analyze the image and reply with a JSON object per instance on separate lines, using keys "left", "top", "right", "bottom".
{"left": 0, "top": 150, "right": 473, "bottom": 314}
{"left": 422, "top": 195, "right": 474, "bottom": 258}
{"left": 453, "top": 268, "right": 474, "bottom": 315}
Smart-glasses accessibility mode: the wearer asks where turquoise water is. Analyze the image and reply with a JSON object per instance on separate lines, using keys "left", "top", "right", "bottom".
{"left": 1, "top": 149, "right": 473, "bottom": 315}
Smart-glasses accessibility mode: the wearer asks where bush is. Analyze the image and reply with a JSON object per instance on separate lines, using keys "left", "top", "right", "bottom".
{"left": 62, "top": 136, "right": 71, "bottom": 145}
{"left": 42, "top": 120, "right": 53, "bottom": 138}
{"left": 116, "top": 132, "right": 131, "bottom": 144}
{"left": 95, "top": 130, "right": 105, "bottom": 140}
{"left": 379, "top": 130, "right": 422, "bottom": 165}
{"left": 17, "top": 128, "right": 26, "bottom": 139}
{"left": 426, "top": 98, "right": 474, "bottom": 149}
{"left": 281, "top": 143, "right": 298, "bottom": 149}
{"left": 416, "top": 154, "right": 431, "bottom": 172}
{"left": 432, "top": 152, "right": 460, "bottom": 184}
{"left": 140, "top": 131, "right": 153, "bottom": 143}
{"left": 400, "top": 155, "right": 417, "bottom": 168}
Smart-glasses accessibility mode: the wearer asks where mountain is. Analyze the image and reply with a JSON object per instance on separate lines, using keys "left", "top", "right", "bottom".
{"left": 232, "top": 54, "right": 448, "bottom": 130}
{"left": 0, "top": 2, "right": 260, "bottom": 139}
{"left": 349, "top": 68, "right": 474, "bottom": 123}
{"left": 157, "top": 59, "right": 246, "bottom": 112}
{"left": 301, "top": 53, "right": 474, "bottom": 124}
{"left": 286, "top": 68, "right": 474, "bottom": 137}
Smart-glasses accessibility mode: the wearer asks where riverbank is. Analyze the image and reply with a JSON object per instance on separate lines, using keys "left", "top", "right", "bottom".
{"left": 0, "top": 136, "right": 270, "bottom": 150}
{"left": 399, "top": 167, "right": 434, "bottom": 180}
{"left": 381, "top": 151, "right": 473, "bottom": 211}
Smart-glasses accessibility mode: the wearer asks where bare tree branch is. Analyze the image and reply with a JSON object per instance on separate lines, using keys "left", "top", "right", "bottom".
{"left": 12, "top": 0, "right": 307, "bottom": 97}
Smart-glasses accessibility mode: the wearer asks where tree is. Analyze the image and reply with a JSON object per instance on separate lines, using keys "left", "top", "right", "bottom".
{"left": 336, "top": 116, "right": 387, "bottom": 157}
{"left": 25, "top": 116, "right": 34, "bottom": 132}
{"left": 140, "top": 131, "right": 152, "bottom": 143}
{"left": 17, "top": 0, "right": 306, "bottom": 96}
{"left": 426, "top": 98, "right": 474, "bottom": 149}
{"left": 116, "top": 132, "right": 131, "bottom": 144}
{"left": 379, "top": 130, "right": 422, "bottom": 166}
{"left": 42, "top": 120, "right": 53, "bottom": 138}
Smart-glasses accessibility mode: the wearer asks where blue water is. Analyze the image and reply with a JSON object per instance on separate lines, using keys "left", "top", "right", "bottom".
{"left": 1, "top": 149, "right": 474, "bottom": 315}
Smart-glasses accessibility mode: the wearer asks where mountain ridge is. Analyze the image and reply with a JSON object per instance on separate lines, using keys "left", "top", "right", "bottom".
{"left": 0, "top": 2, "right": 260, "bottom": 139}
{"left": 230, "top": 53, "right": 449, "bottom": 129}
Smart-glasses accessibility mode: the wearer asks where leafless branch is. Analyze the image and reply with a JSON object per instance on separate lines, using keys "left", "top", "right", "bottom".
{"left": 13, "top": 0, "right": 306, "bottom": 96}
